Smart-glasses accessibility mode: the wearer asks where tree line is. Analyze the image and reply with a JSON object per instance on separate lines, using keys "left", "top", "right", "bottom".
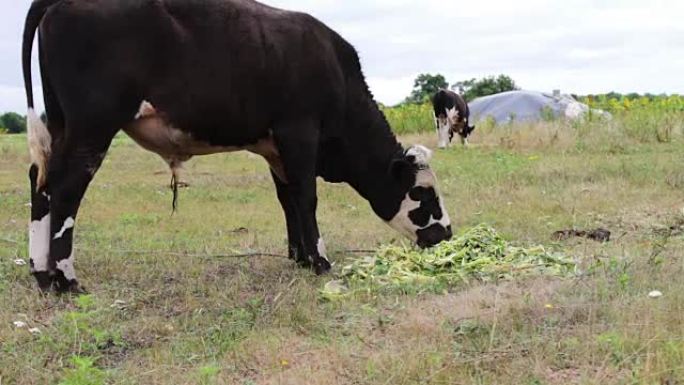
{"left": 0, "top": 112, "right": 28, "bottom": 134}
{"left": 400, "top": 73, "right": 681, "bottom": 107}
{"left": 403, "top": 73, "right": 519, "bottom": 105}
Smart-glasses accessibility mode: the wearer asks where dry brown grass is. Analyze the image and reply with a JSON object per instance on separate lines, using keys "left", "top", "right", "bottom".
{"left": 1, "top": 118, "right": 684, "bottom": 384}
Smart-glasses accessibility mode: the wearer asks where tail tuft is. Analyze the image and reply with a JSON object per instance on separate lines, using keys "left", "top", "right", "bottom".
{"left": 27, "top": 108, "right": 51, "bottom": 190}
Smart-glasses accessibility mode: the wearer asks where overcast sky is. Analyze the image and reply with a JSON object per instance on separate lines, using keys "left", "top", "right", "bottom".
{"left": 2, "top": 0, "right": 683, "bottom": 112}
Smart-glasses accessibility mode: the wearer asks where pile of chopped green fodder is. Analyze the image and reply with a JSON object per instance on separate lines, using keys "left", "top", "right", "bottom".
{"left": 322, "top": 224, "right": 577, "bottom": 300}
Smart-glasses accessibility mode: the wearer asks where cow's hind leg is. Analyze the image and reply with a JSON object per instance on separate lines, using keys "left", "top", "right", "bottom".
{"left": 29, "top": 163, "right": 53, "bottom": 291}
{"left": 27, "top": 105, "right": 59, "bottom": 291}
{"left": 44, "top": 122, "right": 116, "bottom": 293}
{"left": 272, "top": 118, "right": 331, "bottom": 275}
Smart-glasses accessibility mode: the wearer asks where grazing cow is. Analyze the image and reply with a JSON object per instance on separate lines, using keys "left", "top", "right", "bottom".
{"left": 22, "top": 0, "right": 453, "bottom": 293}
{"left": 432, "top": 90, "right": 475, "bottom": 148}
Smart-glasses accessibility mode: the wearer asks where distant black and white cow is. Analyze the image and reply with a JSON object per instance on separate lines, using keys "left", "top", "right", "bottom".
{"left": 432, "top": 90, "right": 475, "bottom": 148}
{"left": 22, "top": 0, "right": 453, "bottom": 293}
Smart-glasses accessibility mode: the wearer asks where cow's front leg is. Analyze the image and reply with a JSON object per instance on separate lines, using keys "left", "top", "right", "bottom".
{"left": 272, "top": 119, "right": 331, "bottom": 275}
{"left": 271, "top": 171, "right": 310, "bottom": 267}
{"left": 43, "top": 142, "right": 110, "bottom": 293}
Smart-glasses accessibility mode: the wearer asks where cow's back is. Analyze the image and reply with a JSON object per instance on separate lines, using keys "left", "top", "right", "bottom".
{"left": 432, "top": 90, "right": 468, "bottom": 119}
{"left": 40, "top": 0, "right": 346, "bottom": 144}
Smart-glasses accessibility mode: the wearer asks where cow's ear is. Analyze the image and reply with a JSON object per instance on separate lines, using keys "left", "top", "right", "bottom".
{"left": 406, "top": 145, "right": 432, "bottom": 167}
{"left": 390, "top": 157, "right": 416, "bottom": 188}
{"left": 468, "top": 125, "right": 476, "bottom": 135}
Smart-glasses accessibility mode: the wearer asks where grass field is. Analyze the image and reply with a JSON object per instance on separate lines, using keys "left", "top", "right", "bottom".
{"left": 1, "top": 114, "right": 684, "bottom": 384}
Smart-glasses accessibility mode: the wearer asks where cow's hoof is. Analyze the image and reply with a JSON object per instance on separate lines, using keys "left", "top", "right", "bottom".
{"left": 313, "top": 258, "right": 332, "bottom": 275}
{"left": 55, "top": 280, "right": 87, "bottom": 295}
{"left": 296, "top": 258, "right": 312, "bottom": 268}
{"left": 33, "top": 271, "right": 54, "bottom": 293}
{"left": 33, "top": 271, "right": 86, "bottom": 294}
{"left": 290, "top": 248, "right": 313, "bottom": 268}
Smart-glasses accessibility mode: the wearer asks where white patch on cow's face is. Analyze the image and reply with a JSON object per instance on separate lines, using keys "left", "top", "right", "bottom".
{"left": 27, "top": 108, "right": 51, "bottom": 190}
{"left": 317, "top": 238, "right": 329, "bottom": 262}
{"left": 387, "top": 165, "right": 451, "bottom": 243}
{"left": 56, "top": 252, "right": 77, "bottom": 281}
{"left": 387, "top": 192, "right": 421, "bottom": 241}
{"left": 29, "top": 211, "right": 50, "bottom": 272}
{"left": 53, "top": 217, "right": 75, "bottom": 240}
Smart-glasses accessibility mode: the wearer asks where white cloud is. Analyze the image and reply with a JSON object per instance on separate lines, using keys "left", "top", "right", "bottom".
{"left": 2, "top": 0, "right": 682, "bottom": 111}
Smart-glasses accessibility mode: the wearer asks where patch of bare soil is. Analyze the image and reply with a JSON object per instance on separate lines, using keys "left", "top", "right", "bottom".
{"left": 553, "top": 228, "right": 611, "bottom": 242}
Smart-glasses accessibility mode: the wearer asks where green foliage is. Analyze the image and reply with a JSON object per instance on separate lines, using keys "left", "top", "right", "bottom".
{"left": 453, "top": 74, "right": 520, "bottom": 101}
{"left": 32, "top": 294, "right": 125, "bottom": 362}
{"left": 75, "top": 294, "right": 97, "bottom": 310}
{"left": 0, "top": 112, "right": 27, "bottom": 134}
{"left": 381, "top": 102, "right": 434, "bottom": 135}
{"left": 584, "top": 94, "right": 684, "bottom": 143}
{"left": 197, "top": 364, "right": 221, "bottom": 385}
{"left": 540, "top": 106, "right": 556, "bottom": 122}
{"left": 583, "top": 94, "right": 684, "bottom": 113}
{"left": 322, "top": 225, "right": 577, "bottom": 299}
{"left": 59, "top": 356, "right": 107, "bottom": 385}
{"left": 404, "top": 73, "right": 448, "bottom": 104}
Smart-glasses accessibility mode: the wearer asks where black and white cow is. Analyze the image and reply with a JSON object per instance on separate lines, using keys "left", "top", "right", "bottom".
{"left": 432, "top": 89, "right": 475, "bottom": 148}
{"left": 22, "top": 0, "right": 453, "bottom": 293}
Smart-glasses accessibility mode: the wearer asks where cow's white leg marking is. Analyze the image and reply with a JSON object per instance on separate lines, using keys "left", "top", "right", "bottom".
{"left": 27, "top": 108, "right": 51, "bottom": 191}
{"left": 53, "top": 217, "right": 75, "bottom": 240}
{"left": 29, "top": 212, "right": 50, "bottom": 272}
{"left": 56, "top": 252, "right": 77, "bottom": 281}
{"left": 317, "top": 238, "right": 329, "bottom": 262}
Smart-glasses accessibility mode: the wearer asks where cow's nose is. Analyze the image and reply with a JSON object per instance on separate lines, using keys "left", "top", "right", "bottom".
{"left": 416, "top": 224, "right": 453, "bottom": 248}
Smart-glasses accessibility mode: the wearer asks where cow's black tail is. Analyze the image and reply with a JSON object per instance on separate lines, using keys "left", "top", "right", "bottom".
{"left": 23, "top": 0, "right": 60, "bottom": 109}
{"left": 23, "top": 0, "right": 61, "bottom": 190}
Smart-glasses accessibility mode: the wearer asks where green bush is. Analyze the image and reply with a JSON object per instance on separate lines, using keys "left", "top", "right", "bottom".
{"left": 381, "top": 102, "right": 434, "bottom": 135}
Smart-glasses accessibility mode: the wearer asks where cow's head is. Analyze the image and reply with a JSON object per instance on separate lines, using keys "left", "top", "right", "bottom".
{"left": 457, "top": 123, "right": 476, "bottom": 145}
{"left": 383, "top": 145, "right": 453, "bottom": 248}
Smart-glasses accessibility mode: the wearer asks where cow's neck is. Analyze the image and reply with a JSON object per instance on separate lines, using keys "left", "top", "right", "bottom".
{"left": 332, "top": 92, "right": 405, "bottom": 221}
